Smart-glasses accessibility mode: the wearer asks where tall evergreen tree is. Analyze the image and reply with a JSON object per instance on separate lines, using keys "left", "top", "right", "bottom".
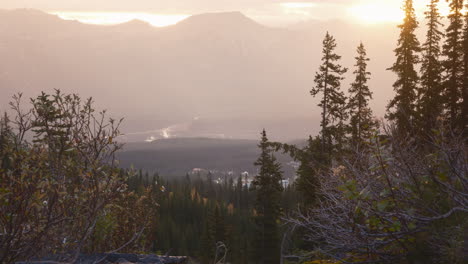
{"left": 252, "top": 130, "right": 283, "bottom": 264}
{"left": 213, "top": 205, "right": 226, "bottom": 243}
{"left": 463, "top": 3, "right": 468, "bottom": 133}
{"left": 295, "top": 136, "right": 327, "bottom": 206}
{"left": 311, "top": 32, "right": 348, "bottom": 158}
{"left": 199, "top": 205, "right": 216, "bottom": 263}
{"left": 348, "top": 43, "right": 376, "bottom": 147}
{"left": 419, "top": 0, "right": 445, "bottom": 132}
{"left": 0, "top": 113, "right": 11, "bottom": 147}
{"left": 387, "top": 0, "right": 421, "bottom": 133}
{"left": 0, "top": 114, "right": 13, "bottom": 170}
{"left": 442, "top": 0, "right": 465, "bottom": 130}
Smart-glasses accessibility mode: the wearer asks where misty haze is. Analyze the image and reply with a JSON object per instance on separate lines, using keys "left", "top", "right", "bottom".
{"left": 0, "top": 0, "right": 466, "bottom": 264}
{"left": 0, "top": 9, "right": 401, "bottom": 141}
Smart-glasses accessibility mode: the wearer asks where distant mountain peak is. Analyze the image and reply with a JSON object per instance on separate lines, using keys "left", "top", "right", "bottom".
{"left": 1, "top": 8, "right": 59, "bottom": 20}
{"left": 0, "top": 8, "right": 80, "bottom": 30}
{"left": 120, "top": 19, "right": 151, "bottom": 27}
{"left": 186, "top": 11, "right": 255, "bottom": 23}
{"left": 111, "top": 19, "right": 154, "bottom": 30}
{"left": 194, "top": 11, "right": 247, "bottom": 19}
{"left": 174, "top": 11, "right": 263, "bottom": 30}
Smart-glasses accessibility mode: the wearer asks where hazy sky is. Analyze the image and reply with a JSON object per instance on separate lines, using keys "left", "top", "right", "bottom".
{"left": 0, "top": 0, "right": 462, "bottom": 140}
{"left": 1, "top": 0, "right": 453, "bottom": 26}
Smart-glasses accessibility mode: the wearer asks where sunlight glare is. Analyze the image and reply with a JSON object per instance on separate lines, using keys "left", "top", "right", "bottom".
{"left": 349, "top": 0, "right": 466, "bottom": 24}
{"left": 348, "top": 2, "right": 404, "bottom": 24}
{"left": 437, "top": 1, "right": 451, "bottom": 17}
{"left": 50, "top": 12, "right": 190, "bottom": 27}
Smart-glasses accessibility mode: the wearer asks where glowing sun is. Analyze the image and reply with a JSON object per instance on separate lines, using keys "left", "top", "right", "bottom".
{"left": 348, "top": 0, "right": 460, "bottom": 24}
{"left": 348, "top": 2, "right": 404, "bottom": 24}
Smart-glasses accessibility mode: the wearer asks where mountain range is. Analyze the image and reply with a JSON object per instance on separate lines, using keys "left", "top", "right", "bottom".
{"left": 0, "top": 9, "right": 401, "bottom": 141}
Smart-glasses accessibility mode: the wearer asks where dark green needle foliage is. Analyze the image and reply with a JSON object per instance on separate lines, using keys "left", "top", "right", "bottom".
{"left": 295, "top": 136, "right": 327, "bottom": 206}
{"left": 252, "top": 130, "right": 284, "bottom": 264}
{"left": 387, "top": 0, "right": 421, "bottom": 134}
{"left": 311, "top": 32, "right": 348, "bottom": 158}
{"left": 348, "top": 43, "right": 376, "bottom": 149}
{"left": 442, "top": 0, "right": 465, "bottom": 130}
{"left": 419, "top": 0, "right": 444, "bottom": 133}
{"left": 462, "top": 1, "right": 468, "bottom": 135}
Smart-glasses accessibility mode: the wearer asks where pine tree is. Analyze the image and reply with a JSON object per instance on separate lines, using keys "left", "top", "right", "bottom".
{"left": 213, "top": 205, "right": 226, "bottom": 243}
{"left": 199, "top": 219, "right": 215, "bottom": 262}
{"left": 206, "top": 171, "right": 215, "bottom": 197}
{"left": 295, "top": 136, "right": 327, "bottom": 206}
{"left": 348, "top": 43, "right": 376, "bottom": 147}
{"left": 0, "top": 113, "right": 13, "bottom": 170}
{"left": 252, "top": 130, "right": 283, "bottom": 264}
{"left": 311, "top": 32, "right": 348, "bottom": 158}
{"left": 387, "top": 0, "right": 421, "bottom": 133}
{"left": 332, "top": 104, "right": 348, "bottom": 155}
{"left": 235, "top": 176, "right": 243, "bottom": 209}
{"left": 0, "top": 113, "right": 11, "bottom": 148}
{"left": 462, "top": 3, "right": 468, "bottom": 134}
{"left": 419, "top": 0, "right": 445, "bottom": 132}
{"left": 199, "top": 205, "right": 216, "bottom": 262}
{"left": 442, "top": 0, "right": 465, "bottom": 130}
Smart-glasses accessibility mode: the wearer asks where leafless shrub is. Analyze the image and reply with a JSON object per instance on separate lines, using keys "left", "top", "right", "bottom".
{"left": 286, "top": 125, "right": 467, "bottom": 263}
{"left": 0, "top": 91, "right": 156, "bottom": 263}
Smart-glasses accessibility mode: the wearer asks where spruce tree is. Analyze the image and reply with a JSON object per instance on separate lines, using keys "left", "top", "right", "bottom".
{"left": 0, "top": 113, "right": 13, "bottom": 170}
{"left": 311, "top": 32, "right": 348, "bottom": 158}
{"left": 295, "top": 136, "right": 327, "bottom": 206}
{"left": 235, "top": 176, "right": 243, "bottom": 209}
{"left": 0, "top": 113, "right": 11, "bottom": 148}
{"left": 348, "top": 43, "right": 376, "bottom": 148}
{"left": 252, "top": 130, "right": 283, "bottom": 264}
{"left": 419, "top": 0, "right": 444, "bottom": 132}
{"left": 463, "top": 3, "right": 468, "bottom": 134}
{"left": 387, "top": 0, "right": 421, "bottom": 133}
{"left": 213, "top": 205, "right": 226, "bottom": 243}
{"left": 199, "top": 206, "right": 216, "bottom": 262}
{"left": 442, "top": 0, "right": 465, "bottom": 130}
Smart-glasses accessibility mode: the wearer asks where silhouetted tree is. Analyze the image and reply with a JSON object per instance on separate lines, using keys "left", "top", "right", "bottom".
{"left": 252, "top": 130, "right": 283, "bottom": 264}
{"left": 311, "top": 32, "right": 348, "bottom": 158}
{"left": 463, "top": 2, "right": 468, "bottom": 135}
{"left": 387, "top": 0, "right": 421, "bottom": 133}
{"left": 419, "top": 0, "right": 444, "bottom": 132}
{"left": 348, "top": 43, "right": 376, "bottom": 148}
{"left": 295, "top": 137, "right": 327, "bottom": 206}
{"left": 442, "top": 0, "right": 465, "bottom": 130}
